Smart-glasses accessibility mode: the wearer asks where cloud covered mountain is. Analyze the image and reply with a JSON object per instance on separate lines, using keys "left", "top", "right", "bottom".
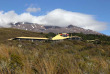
{"left": 0, "top": 9, "right": 107, "bottom": 31}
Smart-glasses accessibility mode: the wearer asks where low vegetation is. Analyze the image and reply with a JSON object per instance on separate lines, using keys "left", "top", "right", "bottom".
{"left": 69, "top": 33, "right": 110, "bottom": 41}
{"left": 0, "top": 28, "right": 110, "bottom": 74}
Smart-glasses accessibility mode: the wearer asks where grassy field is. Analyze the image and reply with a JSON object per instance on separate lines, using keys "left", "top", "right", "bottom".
{"left": 0, "top": 28, "right": 110, "bottom": 74}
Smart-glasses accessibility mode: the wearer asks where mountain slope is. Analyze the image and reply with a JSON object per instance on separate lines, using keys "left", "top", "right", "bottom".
{"left": 0, "top": 28, "right": 46, "bottom": 42}
{"left": 0, "top": 27, "right": 110, "bottom": 74}
{"left": 10, "top": 22, "right": 102, "bottom": 35}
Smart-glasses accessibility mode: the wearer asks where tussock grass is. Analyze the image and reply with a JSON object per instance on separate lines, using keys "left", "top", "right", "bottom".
{"left": 0, "top": 40, "right": 110, "bottom": 74}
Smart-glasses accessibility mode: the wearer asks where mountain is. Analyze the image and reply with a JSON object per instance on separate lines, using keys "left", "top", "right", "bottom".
{"left": 0, "top": 28, "right": 110, "bottom": 74}
{"left": 10, "top": 22, "right": 102, "bottom": 35}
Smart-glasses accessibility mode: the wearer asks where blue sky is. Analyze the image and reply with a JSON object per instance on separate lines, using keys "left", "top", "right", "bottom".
{"left": 0, "top": 0, "right": 110, "bottom": 35}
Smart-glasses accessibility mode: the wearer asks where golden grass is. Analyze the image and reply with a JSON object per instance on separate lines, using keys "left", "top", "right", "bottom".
{"left": 0, "top": 40, "right": 110, "bottom": 74}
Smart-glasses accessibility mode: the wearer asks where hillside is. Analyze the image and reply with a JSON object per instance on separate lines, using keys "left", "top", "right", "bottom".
{"left": 0, "top": 28, "right": 46, "bottom": 42}
{"left": 0, "top": 28, "right": 110, "bottom": 74}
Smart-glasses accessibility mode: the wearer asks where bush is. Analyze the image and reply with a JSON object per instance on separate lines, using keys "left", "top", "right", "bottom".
{"left": 9, "top": 54, "right": 23, "bottom": 70}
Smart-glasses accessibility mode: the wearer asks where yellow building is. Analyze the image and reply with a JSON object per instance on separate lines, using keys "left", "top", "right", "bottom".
{"left": 52, "top": 33, "right": 81, "bottom": 40}
{"left": 8, "top": 37, "right": 48, "bottom": 41}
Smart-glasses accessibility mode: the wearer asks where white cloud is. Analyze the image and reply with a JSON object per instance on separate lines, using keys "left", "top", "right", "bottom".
{"left": 26, "top": 7, "right": 41, "bottom": 13}
{"left": 36, "top": 9, "right": 107, "bottom": 31}
{"left": 0, "top": 9, "right": 107, "bottom": 31}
